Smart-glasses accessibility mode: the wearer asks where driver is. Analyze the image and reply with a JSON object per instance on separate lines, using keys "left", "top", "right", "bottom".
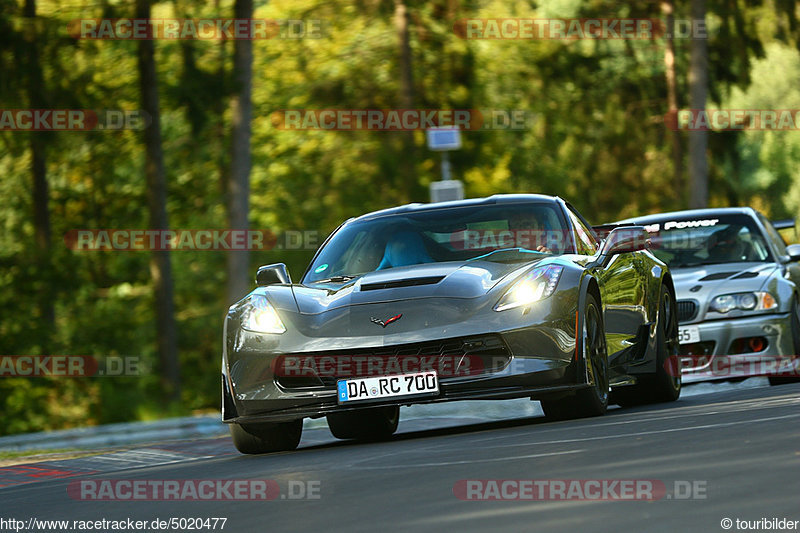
{"left": 376, "top": 230, "right": 433, "bottom": 270}
{"left": 707, "top": 226, "right": 745, "bottom": 262}
{"left": 507, "top": 209, "right": 556, "bottom": 253}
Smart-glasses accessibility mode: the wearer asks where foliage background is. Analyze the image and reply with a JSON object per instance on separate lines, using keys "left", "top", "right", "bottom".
{"left": 1, "top": 0, "right": 799, "bottom": 434}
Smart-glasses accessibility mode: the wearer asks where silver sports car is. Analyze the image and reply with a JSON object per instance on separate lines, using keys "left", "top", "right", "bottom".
{"left": 222, "top": 194, "right": 681, "bottom": 454}
{"left": 618, "top": 207, "right": 800, "bottom": 384}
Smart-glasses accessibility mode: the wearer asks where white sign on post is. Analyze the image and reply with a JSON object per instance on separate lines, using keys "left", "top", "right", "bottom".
{"left": 426, "top": 128, "right": 462, "bottom": 151}
{"left": 426, "top": 127, "right": 464, "bottom": 202}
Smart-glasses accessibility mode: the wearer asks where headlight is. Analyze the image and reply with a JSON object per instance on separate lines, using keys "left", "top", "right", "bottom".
{"left": 242, "top": 295, "right": 286, "bottom": 334}
{"left": 709, "top": 292, "right": 776, "bottom": 314}
{"left": 494, "top": 265, "right": 564, "bottom": 312}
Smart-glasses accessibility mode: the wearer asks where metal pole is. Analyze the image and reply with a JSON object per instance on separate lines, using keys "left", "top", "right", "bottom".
{"left": 441, "top": 151, "right": 451, "bottom": 181}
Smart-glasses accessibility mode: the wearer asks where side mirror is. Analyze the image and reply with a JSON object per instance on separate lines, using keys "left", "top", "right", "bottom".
{"left": 599, "top": 226, "right": 650, "bottom": 257}
{"left": 256, "top": 263, "right": 291, "bottom": 286}
{"left": 786, "top": 244, "right": 800, "bottom": 262}
{"left": 592, "top": 222, "right": 635, "bottom": 242}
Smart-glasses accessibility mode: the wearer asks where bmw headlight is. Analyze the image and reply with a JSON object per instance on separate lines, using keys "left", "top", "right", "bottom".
{"left": 709, "top": 292, "right": 776, "bottom": 314}
{"left": 494, "top": 265, "right": 564, "bottom": 312}
{"left": 242, "top": 294, "right": 286, "bottom": 334}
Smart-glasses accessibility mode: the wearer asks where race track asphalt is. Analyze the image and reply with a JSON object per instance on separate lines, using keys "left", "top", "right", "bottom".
{"left": 2, "top": 382, "right": 799, "bottom": 533}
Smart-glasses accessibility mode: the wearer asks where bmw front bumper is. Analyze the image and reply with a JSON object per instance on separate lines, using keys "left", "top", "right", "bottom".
{"left": 679, "top": 313, "right": 800, "bottom": 383}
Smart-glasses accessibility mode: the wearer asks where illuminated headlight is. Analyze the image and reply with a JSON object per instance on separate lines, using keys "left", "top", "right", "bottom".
{"left": 242, "top": 295, "right": 286, "bottom": 334}
{"left": 709, "top": 292, "right": 776, "bottom": 314}
{"left": 494, "top": 265, "right": 564, "bottom": 312}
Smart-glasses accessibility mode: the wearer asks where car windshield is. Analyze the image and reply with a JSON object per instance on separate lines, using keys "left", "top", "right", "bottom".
{"left": 643, "top": 214, "right": 772, "bottom": 268}
{"left": 303, "top": 202, "right": 570, "bottom": 283}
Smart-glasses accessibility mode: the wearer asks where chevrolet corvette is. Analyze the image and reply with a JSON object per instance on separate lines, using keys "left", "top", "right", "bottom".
{"left": 222, "top": 194, "right": 680, "bottom": 453}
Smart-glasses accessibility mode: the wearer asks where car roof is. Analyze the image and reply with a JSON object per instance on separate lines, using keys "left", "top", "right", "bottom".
{"left": 617, "top": 207, "right": 758, "bottom": 224}
{"left": 349, "top": 194, "right": 562, "bottom": 222}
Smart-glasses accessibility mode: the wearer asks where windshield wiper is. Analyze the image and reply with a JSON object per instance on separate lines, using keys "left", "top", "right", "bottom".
{"left": 468, "top": 247, "right": 547, "bottom": 262}
{"left": 312, "top": 275, "right": 358, "bottom": 283}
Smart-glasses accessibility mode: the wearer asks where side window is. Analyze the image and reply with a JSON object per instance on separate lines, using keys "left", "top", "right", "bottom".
{"left": 758, "top": 213, "right": 787, "bottom": 257}
{"left": 566, "top": 208, "right": 598, "bottom": 255}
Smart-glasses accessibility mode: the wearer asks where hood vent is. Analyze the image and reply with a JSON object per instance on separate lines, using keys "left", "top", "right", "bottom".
{"left": 360, "top": 276, "right": 445, "bottom": 291}
{"left": 731, "top": 271, "right": 759, "bottom": 280}
{"left": 698, "top": 272, "right": 738, "bottom": 281}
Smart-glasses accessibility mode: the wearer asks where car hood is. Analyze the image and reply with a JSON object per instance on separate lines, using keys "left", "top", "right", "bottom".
{"left": 671, "top": 261, "right": 778, "bottom": 300}
{"left": 290, "top": 260, "right": 537, "bottom": 315}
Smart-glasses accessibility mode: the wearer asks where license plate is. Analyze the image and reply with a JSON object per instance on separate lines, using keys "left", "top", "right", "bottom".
{"left": 337, "top": 371, "right": 439, "bottom": 403}
{"left": 678, "top": 326, "right": 700, "bottom": 344}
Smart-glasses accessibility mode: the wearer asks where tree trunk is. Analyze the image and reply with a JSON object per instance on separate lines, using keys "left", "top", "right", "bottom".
{"left": 226, "top": 0, "right": 253, "bottom": 305}
{"left": 23, "top": 0, "right": 54, "bottom": 330}
{"left": 394, "top": 0, "right": 417, "bottom": 202}
{"left": 136, "top": 0, "right": 181, "bottom": 400}
{"left": 662, "top": 0, "right": 683, "bottom": 209}
{"left": 688, "top": 0, "right": 709, "bottom": 208}
{"left": 215, "top": 0, "right": 229, "bottom": 200}
{"left": 395, "top": 0, "right": 414, "bottom": 112}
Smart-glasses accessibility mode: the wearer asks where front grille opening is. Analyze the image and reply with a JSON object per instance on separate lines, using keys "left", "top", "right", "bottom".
{"left": 274, "top": 334, "right": 511, "bottom": 391}
{"left": 679, "top": 340, "right": 715, "bottom": 356}
{"left": 729, "top": 336, "right": 768, "bottom": 354}
{"left": 677, "top": 300, "right": 698, "bottom": 323}
{"left": 275, "top": 375, "right": 325, "bottom": 390}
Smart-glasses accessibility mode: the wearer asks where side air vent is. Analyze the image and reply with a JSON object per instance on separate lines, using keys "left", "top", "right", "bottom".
{"left": 360, "top": 276, "right": 445, "bottom": 291}
{"left": 698, "top": 272, "right": 738, "bottom": 281}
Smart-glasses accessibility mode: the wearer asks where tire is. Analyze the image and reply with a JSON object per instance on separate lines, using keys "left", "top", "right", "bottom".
{"left": 541, "top": 292, "right": 608, "bottom": 420}
{"left": 650, "top": 285, "right": 682, "bottom": 401}
{"left": 769, "top": 295, "right": 800, "bottom": 386}
{"left": 613, "top": 285, "right": 681, "bottom": 406}
{"left": 230, "top": 419, "right": 302, "bottom": 454}
{"left": 327, "top": 406, "right": 399, "bottom": 441}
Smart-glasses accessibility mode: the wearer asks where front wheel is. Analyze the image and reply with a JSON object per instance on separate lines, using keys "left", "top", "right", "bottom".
{"left": 541, "top": 292, "right": 608, "bottom": 420}
{"left": 230, "top": 419, "right": 303, "bottom": 454}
